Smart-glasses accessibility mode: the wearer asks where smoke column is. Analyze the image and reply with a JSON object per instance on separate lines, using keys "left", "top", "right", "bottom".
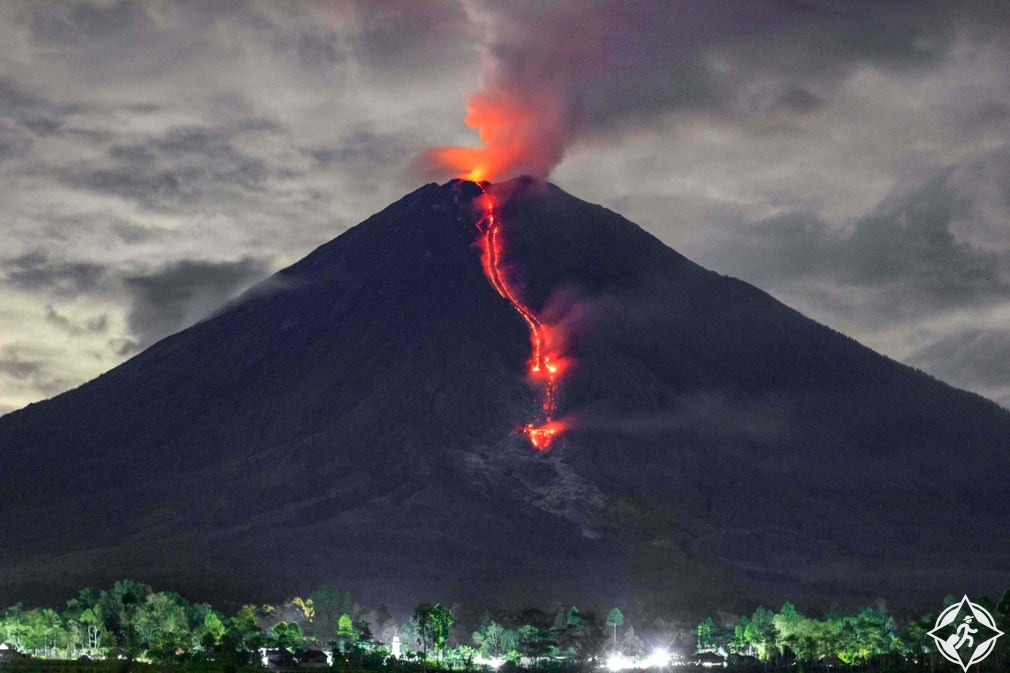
{"left": 420, "top": 85, "right": 570, "bottom": 183}
{"left": 413, "top": 4, "right": 590, "bottom": 182}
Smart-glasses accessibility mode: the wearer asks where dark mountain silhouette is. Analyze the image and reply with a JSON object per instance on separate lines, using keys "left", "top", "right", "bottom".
{"left": 2, "top": 177, "right": 1008, "bottom": 615}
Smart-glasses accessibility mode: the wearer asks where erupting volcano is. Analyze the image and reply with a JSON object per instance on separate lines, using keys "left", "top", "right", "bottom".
{"left": 473, "top": 183, "right": 567, "bottom": 450}
{"left": 3, "top": 176, "right": 1010, "bottom": 611}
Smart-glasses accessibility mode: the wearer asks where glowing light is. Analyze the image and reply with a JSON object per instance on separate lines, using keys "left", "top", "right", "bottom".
{"left": 419, "top": 87, "right": 568, "bottom": 183}
{"left": 524, "top": 419, "right": 567, "bottom": 451}
{"left": 642, "top": 648, "right": 671, "bottom": 669}
{"left": 473, "top": 183, "right": 568, "bottom": 450}
{"left": 608, "top": 653, "right": 634, "bottom": 672}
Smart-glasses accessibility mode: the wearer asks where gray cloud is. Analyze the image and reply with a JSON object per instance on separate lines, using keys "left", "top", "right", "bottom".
{"left": 111, "top": 221, "right": 163, "bottom": 245}
{"left": 305, "top": 129, "right": 411, "bottom": 169}
{"left": 107, "top": 337, "right": 140, "bottom": 358}
{"left": 683, "top": 146, "right": 1010, "bottom": 408}
{"left": 908, "top": 329, "right": 1010, "bottom": 408}
{"left": 4, "top": 251, "right": 107, "bottom": 297}
{"left": 703, "top": 147, "right": 1010, "bottom": 323}
{"left": 58, "top": 124, "right": 275, "bottom": 210}
{"left": 0, "top": 357, "right": 41, "bottom": 381}
{"left": 0, "top": 343, "right": 80, "bottom": 405}
{"left": 348, "top": 2, "right": 469, "bottom": 72}
{"left": 0, "top": 119, "right": 33, "bottom": 164}
{"left": 122, "top": 257, "right": 272, "bottom": 349}
{"left": 467, "top": 1, "right": 1009, "bottom": 141}
{"left": 29, "top": 0, "right": 147, "bottom": 47}
{"left": 43, "top": 304, "right": 107, "bottom": 337}
{"left": 0, "top": 76, "right": 81, "bottom": 120}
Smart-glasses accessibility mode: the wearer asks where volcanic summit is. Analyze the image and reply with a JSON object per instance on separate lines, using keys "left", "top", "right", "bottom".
{"left": 2, "top": 177, "right": 1009, "bottom": 614}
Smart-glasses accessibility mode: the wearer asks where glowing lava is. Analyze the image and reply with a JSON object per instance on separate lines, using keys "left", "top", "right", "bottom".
{"left": 419, "top": 87, "right": 568, "bottom": 183}
{"left": 473, "top": 183, "right": 567, "bottom": 450}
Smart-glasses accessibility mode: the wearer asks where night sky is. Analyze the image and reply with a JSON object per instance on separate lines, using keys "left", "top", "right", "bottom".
{"left": 1, "top": 1, "right": 1008, "bottom": 415}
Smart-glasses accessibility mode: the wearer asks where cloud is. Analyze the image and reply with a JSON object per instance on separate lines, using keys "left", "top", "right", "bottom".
{"left": 122, "top": 257, "right": 272, "bottom": 349}
{"left": 908, "top": 329, "right": 1010, "bottom": 409}
{"left": 28, "top": 0, "right": 148, "bottom": 47}
{"left": 43, "top": 304, "right": 107, "bottom": 337}
{"left": 0, "top": 342, "right": 81, "bottom": 410}
{"left": 702, "top": 147, "right": 1010, "bottom": 324}
{"left": 0, "top": 119, "right": 33, "bottom": 165}
{"left": 57, "top": 124, "right": 275, "bottom": 210}
{"left": 4, "top": 251, "right": 107, "bottom": 297}
{"left": 0, "top": 357, "right": 41, "bottom": 381}
{"left": 342, "top": 2, "right": 471, "bottom": 75}
{"left": 683, "top": 146, "right": 1010, "bottom": 408}
{"left": 305, "top": 129, "right": 412, "bottom": 169}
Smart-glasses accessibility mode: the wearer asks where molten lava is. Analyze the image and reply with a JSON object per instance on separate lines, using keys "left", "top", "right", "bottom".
{"left": 474, "top": 184, "right": 567, "bottom": 450}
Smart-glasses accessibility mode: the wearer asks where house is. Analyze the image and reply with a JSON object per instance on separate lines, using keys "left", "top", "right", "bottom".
{"left": 0, "top": 644, "right": 27, "bottom": 665}
{"left": 299, "top": 650, "right": 330, "bottom": 668}
{"left": 695, "top": 651, "right": 727, "bottom": 668}
{"left": 260, "top": 648, "right": 297, "bottom": 669}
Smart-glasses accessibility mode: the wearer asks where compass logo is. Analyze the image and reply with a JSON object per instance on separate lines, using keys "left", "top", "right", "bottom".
{"left": 928, "top": 595, "right": 1004, "bottom": 672}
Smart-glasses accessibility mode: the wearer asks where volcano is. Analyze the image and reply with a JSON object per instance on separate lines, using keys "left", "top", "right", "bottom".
{"left": 2, "top": 177, "right": 1009, "bottom": 614}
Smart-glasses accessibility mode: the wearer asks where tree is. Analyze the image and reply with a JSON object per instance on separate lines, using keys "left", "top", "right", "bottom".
{"left": 62, "top": 589, "right": 107, "bottom": 654}
{"left": 336, "top": 612, "right": 355, "bottom": 653}
{"left": 553, "top": 606, "right": 584, "bottom": 656}
{"left": 338, "top": 613, "right": 355, "bottom": 639}
{"left": 98, "top": 580, "right": 153, "bottom": 656}
{"left": 412, "top": 603, "right": 434, "bottom": 660}
{"left": 79, "top": 608, "right": 103, "bottom": 651}
{"left": 226, "top": 604, "right": 266, "bottom": 663}
{"left": 606, "top": 608, "right": 624, "bottom": 651}
{"left": 430, "top": 604, "right": 454, "bottom": 661}
{"left": 474, "top": 621, "right": 506, "bottom": 658}
{"left": 290, "top": 597, "right": 315, "bottom": 624}
{"left": 697, "top": 617, "right": 715, "bottom": 651}
{"left": 270, "top": 621, "right": 306, "bottom": 654}
{"left": 620, "top": 625, "right": 644, "bottom": 658}
{"left": 897, "top": 613, "right": 933, "bottom": 667}
{"left": 411, "top": 603, "right": 453, "bottom": 663}
{"left": 308, "top": 586, "right": 343, "bottom": 643}
{"left": 744, "top": 606, "right": 778, "bottom": 661}
{"left": 355, "top": 618, "right": 374, "bottom": 649}
{"left": 1, "top": 604, "right": 28, "bottom": 651}
{"left": 518, "top": 624, "right": 554, "bottom": 662}
{"left": 23, "top": 608, "right": 66, "bottom": 657}
{"left": 194, "top": 610, "right": 226, "bottom": 651}
{"left": 772, "top": 602, "right": 804, "bottom": 659}
{"left": 571, "top": 610, "right": 606, "bottom": 670}
{"left": 850, "top": 605, "right": 895, "bottom": 663}
{"left": 132, "top": 592, "right": 191, "bottom": 660}
{"left": 784, "top": 617, "right": 823, "bottom": 663}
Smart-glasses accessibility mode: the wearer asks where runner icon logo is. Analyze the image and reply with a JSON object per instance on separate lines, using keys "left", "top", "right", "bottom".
{"left": 928, "top": 595, "right": 1004, "bottom": 672}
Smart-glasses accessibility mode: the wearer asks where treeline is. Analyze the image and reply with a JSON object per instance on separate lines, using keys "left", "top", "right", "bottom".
{"left": 0, "top": 581, "right": 622, "bottom": 668}
{"left": 696, "top": 592, "right": 1010, "bottom": 670}
{"left": 0, "top": 581, "right": 370, "bottom": 665}
{"left": 2, "top": 580, "right": 1009, "bottom": 671}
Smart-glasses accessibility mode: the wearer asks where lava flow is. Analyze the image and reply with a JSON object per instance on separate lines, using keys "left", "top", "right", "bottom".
{"left": 474, "top": 183, "right": 567, "bottom": 450}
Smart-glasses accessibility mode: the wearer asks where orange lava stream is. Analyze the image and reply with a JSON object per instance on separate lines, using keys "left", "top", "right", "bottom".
{"left": 474, "top": 183, "right": 567, "bottom": 450}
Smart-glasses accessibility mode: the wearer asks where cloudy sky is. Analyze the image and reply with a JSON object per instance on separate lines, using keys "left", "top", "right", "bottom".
{"left": 1, "top": 0, "right": 1008, "bottom": 415}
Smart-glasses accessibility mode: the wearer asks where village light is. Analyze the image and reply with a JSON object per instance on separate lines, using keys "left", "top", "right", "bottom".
{"left": 641, "top": 647, "right": 670, "bottom": 668}
{"left": 607, "top": 652, "right": 633, "bottom": 671}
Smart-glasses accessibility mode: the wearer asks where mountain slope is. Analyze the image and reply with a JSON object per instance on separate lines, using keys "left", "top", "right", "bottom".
{"left": 2, "top": 177, "right": 1008, "bottom": 614}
